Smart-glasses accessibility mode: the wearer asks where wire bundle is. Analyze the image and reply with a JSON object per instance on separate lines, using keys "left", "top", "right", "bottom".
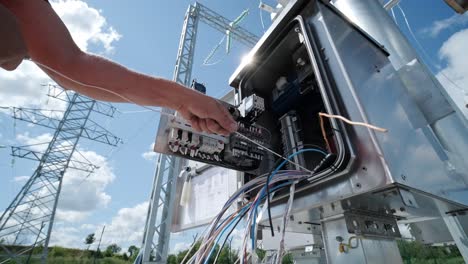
{"left": 181, "top": 148, "right": 327, "bottom": 264}
{"left": 25, "top": 56, "right": 395, "bottom": 264}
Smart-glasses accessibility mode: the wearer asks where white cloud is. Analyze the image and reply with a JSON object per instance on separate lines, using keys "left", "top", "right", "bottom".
{"left": 173, "top": 242, "right": 191, "bottom": 253}
{"left": 15, "top": 133, "right": 116, "bottom": 223}
{"left": 12, "top": 175, "right": 30, "bottom": 183}
{"left": 57, "top": 150, "right": 116, "bottom": 220}
{"left": 16, "top": 132, "right": 53, "bottom": 152}
{"left": 56, "top": 210, "right": 91, "bottom": 223}
{"left": 421, "top": 13, "right": 468, "bottom": 37}
{"left": 0, "top": 0, "right": 121, "bottom": 109}
{"left": 3, "top": 190, "right": 147, "bottom": 250}
{"left": 0, "top": 62, "right": 51, "bottom": 108}
{"left": 100, "top": 202, "right": 149, "bottom": 248}
{"left": 80, "top": 223, "right": 98, "bottom": 231}
{"left": 142, "top": 142, "right": 158, "bottom": 161}
{"left": 2, "top": 0, "right": 125, "bottom": 249}
{"left": 142, "top": 151, "right": 158, "bottom": 161}
{"left": 436, "top": 28, "right": 468, "bottom": 117}
{"left": 50, "top": 202, "right": 148, "bottom": 249}
{"left": 50, "top": 0, "right": 122, "bottom": 54}
{"left": 49, "top": 225, "right": 83, "bottom": 249}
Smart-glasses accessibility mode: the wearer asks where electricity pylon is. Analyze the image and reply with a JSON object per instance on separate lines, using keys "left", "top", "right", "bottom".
{"left": 0, "top": 85, "right": 121, "bottom": 263}
{"left": 139, "top": 3, "right": 259, "bottom": 263}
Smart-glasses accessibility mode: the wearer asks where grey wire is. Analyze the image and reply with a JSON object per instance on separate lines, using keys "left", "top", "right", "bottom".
{"left": 195, "top": 172, "right": 310, "bottom": 264}
{"left": 235, "top": 132, "right": 314, "bottom": 174}
{"left": 28, "top": 59, "right": 312, "bottom": 175}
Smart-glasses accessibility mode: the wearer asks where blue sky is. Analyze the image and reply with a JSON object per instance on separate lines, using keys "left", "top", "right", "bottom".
{"left": 1, "top": 0, "right": 467, "bottom": 254}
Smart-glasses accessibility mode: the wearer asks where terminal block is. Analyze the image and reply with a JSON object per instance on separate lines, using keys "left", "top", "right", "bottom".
{"left": 154, "top": 93, "right": 270, "bottom": 172}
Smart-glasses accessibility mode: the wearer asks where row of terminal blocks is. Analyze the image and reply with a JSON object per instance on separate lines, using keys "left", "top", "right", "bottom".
{"left": 166, "top": 93, "right": 268, "bottom": 168}
{"left": 168, "top": 128, "right": 225, "bottom": 162}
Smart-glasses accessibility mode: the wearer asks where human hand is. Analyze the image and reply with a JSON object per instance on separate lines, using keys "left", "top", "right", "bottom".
{"left": 176, "top": 91, "right": 238, "bottom": 136}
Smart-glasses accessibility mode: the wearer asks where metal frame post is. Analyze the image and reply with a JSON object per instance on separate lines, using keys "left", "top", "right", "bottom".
{"left": 139, "top": 2, "right": 259, "bottom": 263}
{"left": 443, "top": 215, "right": 468, "bottom": 262}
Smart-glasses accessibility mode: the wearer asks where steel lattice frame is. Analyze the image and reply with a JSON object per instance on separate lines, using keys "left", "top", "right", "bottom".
{"left": 139, "top": 2, "right": 259, "bottom": 264}
{"left": 0, "top": 90, "right": 119, "bottom": 263}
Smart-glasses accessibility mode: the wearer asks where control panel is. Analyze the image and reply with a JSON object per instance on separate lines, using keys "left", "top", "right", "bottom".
{"left": 154, "top": 82, "right": 270, "bottom": 172}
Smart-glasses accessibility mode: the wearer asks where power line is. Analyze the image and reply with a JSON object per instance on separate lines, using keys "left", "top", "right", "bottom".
{"left": 0, "top": 90, "right": 120, "bottom": 263}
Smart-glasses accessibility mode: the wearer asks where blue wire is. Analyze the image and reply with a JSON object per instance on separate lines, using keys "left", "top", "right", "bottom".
{"left": 250, "top": 148, "right": 327, "bottom": 249}
{"left": 224, "top": 171, "right": 291, "bottom": 206}
{"left": 204, "top": 182, "right": 295, "bottom": 264}
{"left": 203, "top": 205, "right": 250, "bottom": 264}
{"left": 205, "top": 148, "right": 328, "bottom": 256}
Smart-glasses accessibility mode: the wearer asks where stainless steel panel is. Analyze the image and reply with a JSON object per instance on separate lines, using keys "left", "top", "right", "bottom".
{"left": 229, "top": 0, "right": 468, "bottom": 228}
{"left": 406, "top": 218, "right": 454, "bottom": 244}
{"left": 308, "top": 2, "right": 468, "bottom": 203}
{"left": 321, "top": 215, "right": 403, "bottom": 264}
{"left": 289, "top": 248, "right": 326, "bottom": 264}
{"left": 397, "top": 59, "right": 454, "bottom": 126}
{"left": 330, "top": 0, "right": 416, "bottom": 71}
{"left": 260, "top": 231, "right": 320, "bottom": 251}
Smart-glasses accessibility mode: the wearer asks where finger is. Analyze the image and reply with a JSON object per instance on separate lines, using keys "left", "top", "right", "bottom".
{"left": 189, "top": 116, "right": 202, "bottom": 132}
{"left": 199, "top": 119, "right": 210, "bottom": 134}
{"left": 212, "top": 103, "right": 238, "bottom": 133}
{"left": 206, "top": 119, "right": 230, "bottom": 135}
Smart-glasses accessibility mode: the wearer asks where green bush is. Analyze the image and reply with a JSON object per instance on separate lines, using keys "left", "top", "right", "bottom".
{"left": 50, "top": 246, "right": 66, "bottom": 257}
{"left": 46, "top": 256, "right": 131, "bottom": 264}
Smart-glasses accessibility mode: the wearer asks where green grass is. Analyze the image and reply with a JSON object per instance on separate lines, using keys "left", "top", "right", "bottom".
{"left": 46, "top": 257, "right": 130, "bottom": 264}
{"left": 402, "top": 257, "right": 465, "bottom": 264}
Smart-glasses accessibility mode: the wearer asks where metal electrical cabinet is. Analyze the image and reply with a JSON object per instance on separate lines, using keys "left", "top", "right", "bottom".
{"left": 154, "top": 0, "right": 468, "bottom": 261}
{"left": 229, "top": 0, "right": 468, "bottom": 244}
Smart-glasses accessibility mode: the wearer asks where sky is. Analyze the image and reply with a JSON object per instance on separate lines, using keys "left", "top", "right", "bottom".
{"left": 0, "top": 0, "right": 467, "bottom": 256}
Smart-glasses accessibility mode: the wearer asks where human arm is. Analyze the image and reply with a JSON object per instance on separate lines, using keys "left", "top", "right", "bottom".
{"left": 0, "top": 0, "right": 237, "bottom": 135}
{"left": 0, "top": 4, "right": 27, "bottom": 70}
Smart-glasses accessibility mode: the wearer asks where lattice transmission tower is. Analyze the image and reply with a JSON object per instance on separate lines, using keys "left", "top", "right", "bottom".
{"left": 0, "top": 85, "right": 121, "bottom": 263}
{"left": 138, "top": 3, "right": 259, "bottom": 263}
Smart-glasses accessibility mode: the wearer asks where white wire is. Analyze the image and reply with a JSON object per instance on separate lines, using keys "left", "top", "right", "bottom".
{"left": 193, "top": 172, "right": 309, "bottom": 264}
{"left": 27, "top": 59, "right": 174, "bottom": 118}
{"left": 235, "top": 132, "right": 314, "bottom": 174}
{"left": 390, "top": 7, "right": 398, "bottom": 26}
{"left": 259, "top": 1, "right": 266, "bottom": 33}
{"left": 275, "top": 181, "right": 297, "bottom": 264}
{"left": 396, "top": 4, "right": 467, "bottom": 96}
{"left": 117, "top": 109, "right": 154, "bottom": 114}
{"left": 28, "top": 58, "right": 314, "bottom": 174}
{"left": 26, "top": 59, "right": 320, "bottom": 262}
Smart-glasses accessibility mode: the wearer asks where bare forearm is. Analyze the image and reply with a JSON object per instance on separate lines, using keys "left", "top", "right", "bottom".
{"left": 2, "top": 0, "right": 237, "bottom": 135}
{"left": 0, "top": 4, "right": 27, "bottom": 69}
{"left": 43, "top": 52, "right": 192, "bottom": 109}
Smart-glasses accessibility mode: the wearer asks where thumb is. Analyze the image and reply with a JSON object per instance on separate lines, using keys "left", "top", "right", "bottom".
{"left": 212, "top": 103, "right": 238, "bottom": 133}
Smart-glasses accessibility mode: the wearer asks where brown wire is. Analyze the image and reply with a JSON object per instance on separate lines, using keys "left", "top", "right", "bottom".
{"left": 319, "top": 113, "right": 331, "bottom": 153}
